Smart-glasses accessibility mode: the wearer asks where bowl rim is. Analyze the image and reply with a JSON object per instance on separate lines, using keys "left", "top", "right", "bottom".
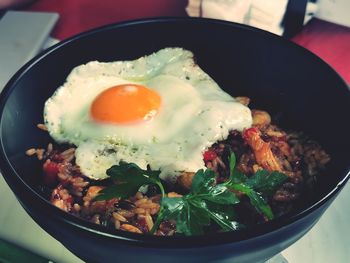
{"left": 0, "top": 16, "right": 349, "bottom": 249}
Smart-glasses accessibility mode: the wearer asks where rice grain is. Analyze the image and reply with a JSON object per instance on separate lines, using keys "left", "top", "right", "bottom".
{"left": 120, "top": 224, "right": 142, "bottom": 233}
{"left": 134, "top": 208, "right": 146, "bottom": 214}
{"left": 25, "top": 148, "right": 36, "bottom": 156}
{"left": 37, "top": 123, "right": 48, "bottom": 131}
{"left": 114, "top": 220, "right": 121, "bottom": 229}
{"left": 47, "top": 143, "right": 53, "bottom": 153}
{"left": 36, "top": 149, "right": 45, "bottom": 160}
{"left": 112, "top": 212, "right": 127, "bottom": 222}
{"left": 145, "top": 213, "right": 154, "bottom": 231}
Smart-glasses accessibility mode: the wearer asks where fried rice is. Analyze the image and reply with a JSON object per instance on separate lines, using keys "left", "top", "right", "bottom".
{"left": 29, "top": 98, "right": 330, "bottom": 235}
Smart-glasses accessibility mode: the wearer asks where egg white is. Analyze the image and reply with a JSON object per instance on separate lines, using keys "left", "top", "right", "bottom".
{"left": 44, "top": 48, "right": 252, "bottom": 180}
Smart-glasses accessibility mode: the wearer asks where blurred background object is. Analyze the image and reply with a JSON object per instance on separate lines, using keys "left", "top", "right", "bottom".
{"left": 0, "top": 11, "right": 58, "bottom": 89}
{"left": 0, "top": 0, "right": 35, "bottom": 9}
{"left": 0, "top": 238, "right": 49, "bottom": 262}
{"left": 186, "top": 0, "right": 350, "bottom": 37}
{"left": 186, "top": 0, "right": 317, "bottom": 36}
{"left": 185, "top": 0, "right": 350, "bottom": 83}
{"left": 316, "top": 0, "right": 350, "bottom": 27}
{"left": 24, "top": 0, "right": 189, "bottom": 40}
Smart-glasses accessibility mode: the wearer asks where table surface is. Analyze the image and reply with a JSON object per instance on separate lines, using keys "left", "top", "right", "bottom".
{"left": 24, "top": 0, "right": 350, "bottom": 84}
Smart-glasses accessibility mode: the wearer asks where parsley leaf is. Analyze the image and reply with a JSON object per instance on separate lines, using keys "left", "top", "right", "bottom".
{"left": 151, "top": 169, "right": 240, "bottom": 235}
{"left": 191, "top": 169, "right": 240, "bottom": 205}
{"left": 224, "top": 152, "right": 288, "bottom": 220}
{"left": 152, "top": 197, "right": 208, "bottom": 236}
{"left": 228, "top": 183, "right": 274, "bottom": 220}
{"left": 245, "top": 170, "right": 288, "bottom": 196}
{"left": 94, "top": 161, "right": 164, "bottom": 201}
{"left": 202, "top": 201, "right": 241, "bottom": 231}
{"left": 95, "top": 151, "right": 288, "bottom": 235}
{"left": 227, "top": 151, "right": 248, "bottom": 184}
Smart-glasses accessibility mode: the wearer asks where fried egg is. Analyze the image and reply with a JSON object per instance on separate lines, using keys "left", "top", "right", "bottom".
{"left": 44, "top": 48, "right": 252, "bottom": 181}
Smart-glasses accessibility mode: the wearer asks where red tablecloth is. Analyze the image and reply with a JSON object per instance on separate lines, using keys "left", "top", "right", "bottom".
{"left": 293, "top": 19, "right": 350, "bottom": 85}
{"left": 26, "top": 0, "right": 350, "bottom": 84}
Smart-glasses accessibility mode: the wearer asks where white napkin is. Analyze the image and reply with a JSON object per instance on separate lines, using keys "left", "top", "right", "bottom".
{"left": 186, "top": 0, "right": 318, "bottom": 36}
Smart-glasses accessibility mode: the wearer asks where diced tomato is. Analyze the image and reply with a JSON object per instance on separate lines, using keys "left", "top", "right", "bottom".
{"left": 43, "top": 160, "right": 60, "bottom": 187}
{"left": 242, "top": 127, "right": 259, "bottom": 141}
{"left": 65, "top": 195, "right": 73, "bottom": 205}
{"left": 203, "top": 150, "right": 217, "bottom": 162}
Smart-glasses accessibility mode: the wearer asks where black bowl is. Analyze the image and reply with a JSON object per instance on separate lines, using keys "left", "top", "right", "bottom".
{"left": 0, "top": 18, "right": 349, "bottom": 263}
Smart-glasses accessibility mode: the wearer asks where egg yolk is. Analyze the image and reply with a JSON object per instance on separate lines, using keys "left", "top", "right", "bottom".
{"left": 90, "top": 84, "right": 161, "bottom": 124}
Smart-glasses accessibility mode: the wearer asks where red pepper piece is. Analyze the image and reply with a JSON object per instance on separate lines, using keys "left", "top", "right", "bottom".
{"left": 203, "top": 150, "right": 217, "bottom": 162}
{"left": 43, "top": 160, "right": 60, "bottom": 187}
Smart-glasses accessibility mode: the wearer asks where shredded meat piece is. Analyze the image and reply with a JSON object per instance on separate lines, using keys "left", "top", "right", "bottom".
{"left": 243, "top": 127, "right": 283, "bottom": 172}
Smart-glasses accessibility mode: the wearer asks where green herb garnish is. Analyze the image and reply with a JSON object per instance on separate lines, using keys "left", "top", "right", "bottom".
{"left": 94, "top": 161, "right": 165, "bottom": 201}
{"left": 150, "top": 169, "right": 240, "bottom": 235}
{"left": 95, "top": 151, "right": 288, "bottom": 235}
{"left": 245, "top": 170, "right": 289, "bottom": 196}
{"left": 224, "top": 152, "right": 288, "bottom": 220}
